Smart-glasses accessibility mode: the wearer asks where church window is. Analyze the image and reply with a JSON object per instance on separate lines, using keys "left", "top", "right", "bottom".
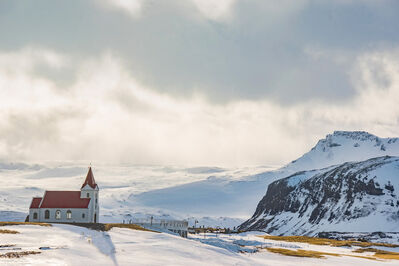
{"left": 45, "top": 210, "right": 50, "bottom": 219}
{"left": 87, "top": 193, "right": 90, "bottom": 197}
{"left": 82, "top": 213, "right": 85, "bottom": 219}
{"left": 55, "top": 210, "right": 61, "bottom": 220}
{"left": 33, "top": 212, "right": 38, "bottom": 219}
{"left": 66, "top": 210, "right": 72, "bottom": 219}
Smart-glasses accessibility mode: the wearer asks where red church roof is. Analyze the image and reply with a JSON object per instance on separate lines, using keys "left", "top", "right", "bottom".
{"left": 30, "top": 197, "right": 42, "bottom": 209}
{"left": 39, "top": 191, "right": 90, "bottom": 208}
{"left": 81, "top": 167, "right": 97, "bottom": 189}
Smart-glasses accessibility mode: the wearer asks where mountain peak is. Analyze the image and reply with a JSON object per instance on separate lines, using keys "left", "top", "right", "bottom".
{"left": 286, "top": 131, "right": 399, "bottom": 172}
{"left": 329, "top": 131, "right": 378, "bottom": 141}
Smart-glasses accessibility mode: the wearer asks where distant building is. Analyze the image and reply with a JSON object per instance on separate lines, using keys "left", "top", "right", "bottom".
{"left": 131, "top": 218, "right": 188, "bottom": 237}
{"left": 28, "top": 167, "right": 99, "bottom": 223}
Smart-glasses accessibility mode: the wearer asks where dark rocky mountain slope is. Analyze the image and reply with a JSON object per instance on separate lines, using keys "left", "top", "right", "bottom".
{"left": 239, "top": 156, "right": 399, "bottom": 235}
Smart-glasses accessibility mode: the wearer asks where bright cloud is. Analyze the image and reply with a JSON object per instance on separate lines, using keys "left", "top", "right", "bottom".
{"left": 191, "top": 0, "right": 236, "bottom": 21}
{"left": 97, "top": 0, "right": 237, "bottom": 21}
{"left": 98, "top": 0, "right": 144, "bottom": 17}
{"left": 0, "top": 47, "right": 398, "bottom": 166}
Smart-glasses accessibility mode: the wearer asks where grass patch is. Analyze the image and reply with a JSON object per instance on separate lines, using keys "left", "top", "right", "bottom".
{"left": 265, "top": 247, "right": 377, "bottom": 261}
{"left": 354, "top": 248, "right": 399, "bottom": 260}
{"left": 103, "top": 223, "right": 158, "bottom": 233}
{"left": 259, "top": 235, "right": 399, "bottom": 248}
{"left": 0, "top": 222, "right": 51, "bottom": 227}
{"left": 0, "top": 229, "right": 19, "bottom": 234}
{"left": 265, "top": 247, "right": 340, "bottom": 258}
{"left": 0, "top": 245, "right": 15, "bottom": 248}
{"left": 374, "top": 253, "right": 399, "bottom": 260}
{"left": 0, "top": 251, "right": 41, "bottom": 258}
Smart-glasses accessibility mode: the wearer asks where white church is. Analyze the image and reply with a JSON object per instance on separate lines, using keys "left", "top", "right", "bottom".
{"left": 28, "top": 167, "right": 99, "bottom": 223}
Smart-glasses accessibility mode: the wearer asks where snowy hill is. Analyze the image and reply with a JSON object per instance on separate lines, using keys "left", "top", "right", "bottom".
{"left": 1, "top": 130, "right": 399, "bottom": 230}
{"left": 286, "top": 131, "right": 399, "bottom": 172}
{"left": 239, "top": 156, "right": 399, "bottom": 235}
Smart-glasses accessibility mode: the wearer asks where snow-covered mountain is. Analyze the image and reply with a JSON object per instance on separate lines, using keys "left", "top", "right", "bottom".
{"left": 285, "top": 131, "right": 399, "bottom": 172}
{"left": 2, "top": 130, "right": 399, "bottom": 230}
{"left": 239, "top": 156, "right": 399, "bottom": 235}
{"left": 129, "top": 131, "right": 399, "bottom": 225}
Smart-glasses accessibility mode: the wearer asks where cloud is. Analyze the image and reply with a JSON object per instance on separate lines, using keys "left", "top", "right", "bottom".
{"left": 0, "top": 47, "right": 398, "bottom": 166}
{"left": 1, "top": 0, "right": 398, "bottom": 105}
{"left": 191, "top": 0, "right": 236, "bottom": 21}
{"left": 96, "top": 0, "right": 237, "bottom": 21}
{"left": 97, "top": 0, "right": 144, "bottom": 17}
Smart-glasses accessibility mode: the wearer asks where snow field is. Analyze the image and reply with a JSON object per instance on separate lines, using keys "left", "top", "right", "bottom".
{"left": 1, "top": 224, "right": 398, "bottom": 265}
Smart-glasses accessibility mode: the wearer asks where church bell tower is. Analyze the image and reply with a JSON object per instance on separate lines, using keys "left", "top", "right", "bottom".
{"left": 81, "top": 166, "right": 99, "bottom": 223}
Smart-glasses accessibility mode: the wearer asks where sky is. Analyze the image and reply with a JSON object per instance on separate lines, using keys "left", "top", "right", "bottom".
{"left": 0, "top": 0, "right": 399, "bottom": 166}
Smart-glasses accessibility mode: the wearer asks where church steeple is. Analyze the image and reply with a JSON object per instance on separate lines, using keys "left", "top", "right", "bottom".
{"left": 80, "top": 166, "right": 100, "bottom": 223}
{"left": 81, "top": 167, "right": 98, "bottom": 189}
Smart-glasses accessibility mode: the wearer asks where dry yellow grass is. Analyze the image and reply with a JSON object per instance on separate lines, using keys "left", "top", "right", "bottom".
{"left": 264, "top": 247, "right": 377, "bottom": 261}
{"left": 0, "top": 251, "right": 41, "bottom": 259}
{"left": 0, "top": 245, "right": 15, "bottom": 248}
{"left": 103, "top": 223, "right": 158, "bottom": 233}
{"left": 265, "top": 247, "right": 340, "bottom": 258}
{"left": 354, "top": 248, "right": 399, "bottom": 260}
{"left": 259, "top": 235, "right": 399, "bottom": 248}
{"left": 374, "top": 253, "right": 399, "bottom": 260}
{"left": 0, "top": 229, "right": 19, "bottom": 234}
{"left": 0, "top": 222, "right": 51, "bottom": 227}
{"left": 261, "top": 238, "right": 399, "bottom": 261}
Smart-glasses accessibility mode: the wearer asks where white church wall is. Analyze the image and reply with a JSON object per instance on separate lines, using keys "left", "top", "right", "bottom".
{"left": 35, "top": 208, "right": 90, "bottom": 223}
{"left": 94, "top": 190, "right": 99, "bottom": 223}
{"left": 29, "top": 208, "right": 40, "bottom": 222}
